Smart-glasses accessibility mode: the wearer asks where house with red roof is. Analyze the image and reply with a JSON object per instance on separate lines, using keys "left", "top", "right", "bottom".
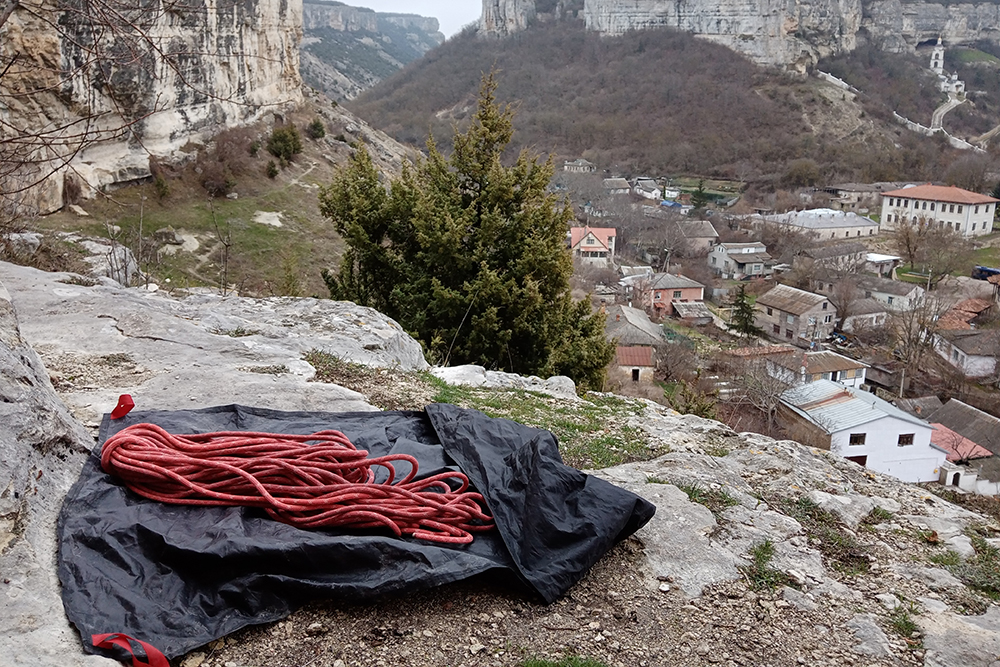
{"left": 880, "top": 184, "right": 999, "bottom": 237}
{"left": 611, "top": 346, "right": 655, "bottom": 385}
{"left": 569, "top": 226, "right": 617, "bottom": 267}
{"left": 931, "top": 423, "right": 993, "bottom": 463}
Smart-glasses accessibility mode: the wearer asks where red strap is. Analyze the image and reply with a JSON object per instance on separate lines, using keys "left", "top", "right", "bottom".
{"left": 110, "top": 394, "right": 135, "bottom": 420}
{"left": 92, "top": 633, "right": 169, "bottom": 667}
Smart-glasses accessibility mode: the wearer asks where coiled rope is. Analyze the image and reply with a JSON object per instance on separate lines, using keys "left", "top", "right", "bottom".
{"left": 101, "top": 423, "right": 494, "bottom": 544}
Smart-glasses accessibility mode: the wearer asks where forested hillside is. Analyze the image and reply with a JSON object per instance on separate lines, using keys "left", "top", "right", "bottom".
{"left": 350, "top": 21, "right": 973, "bottom": 184}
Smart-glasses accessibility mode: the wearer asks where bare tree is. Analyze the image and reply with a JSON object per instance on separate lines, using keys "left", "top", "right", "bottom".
{"left": 827, "top": 274, "right": 863, "bottom": 329}
{"left": 889, "top": 295, "right": 949, "bottom": 393}
{"left": 717, "top": 354, "right": 792, "bottom": 433}
{"left": 922, "top": 225, "right": 974, "bottom": 289}
{"left": 890, "top": 215, "right": 930, "bottom": 269}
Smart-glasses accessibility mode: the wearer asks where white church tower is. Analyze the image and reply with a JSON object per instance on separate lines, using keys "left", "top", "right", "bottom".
{"left": 931, "top": 37, "right": 945, "bottom": 75}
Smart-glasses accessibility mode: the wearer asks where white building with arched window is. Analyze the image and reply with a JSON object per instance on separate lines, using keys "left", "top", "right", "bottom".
{"left": 880, "top": 184, "right": 999, "bottom": 237}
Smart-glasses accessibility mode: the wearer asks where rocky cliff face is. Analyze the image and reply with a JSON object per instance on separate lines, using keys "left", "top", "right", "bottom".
{"left": 301, "top": 1, "right": 444, "bottom": 101}
{"left": 481, "top": 0, "right": 538, "bottom": 36}
{"left": 1, "top": 0, "right": 303, "bottom": 215}
{"left": 480, "top": 0, "right": 1000, "bottom": 68}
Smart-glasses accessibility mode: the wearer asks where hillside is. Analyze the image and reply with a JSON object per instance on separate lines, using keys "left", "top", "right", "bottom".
{"left": 349, "top": 21, "right": 970, "bottom": 184}
{"left": 301, "top": 1, "right": 445, "bottom": 101}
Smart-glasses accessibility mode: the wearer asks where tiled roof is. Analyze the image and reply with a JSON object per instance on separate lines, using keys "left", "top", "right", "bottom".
{"left": 728, "top": 345, "right": 797, "bottom": 358}
{"left": 756, "top": 284, "right": 828, "bottom": 315}
{"left": 772, "top": 350, "right": 868, "bottom": 374}
{"left": 930, "top": 399, "right": 1000, "bottom": 455}
{"left": 616, "top": 346, "right": 654, "bottom": 367}
{"left": 881, "top": 184, "right": 1000, "bottom": 205}
{"left": 673, "top": 302, "right": 713, "bottom": 319}
{"left": 855, "top": 274, "right": 922, "bottom": 297}
{"left": 930, "top": 423, "right": 993, "bottom": 462}
{"left": 781, "top": 380, "right": 930, "bottom": 433}
{"left": 895, "top": 396, "right": 944, "bottom": 418}
{"left": 731, "top": 252, "right": 773, "bottom": 264}
{"left": 769, "top": 209, "right": 878, "bottom": 230}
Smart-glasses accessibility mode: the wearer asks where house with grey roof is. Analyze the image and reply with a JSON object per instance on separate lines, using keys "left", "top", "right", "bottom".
{"left": 603, "top": 178, "right": 631, "bottom": 195}
{"left": 563, "top": 158, "right": 596, "bottom": 173}
{"left": 811, "top": 273, "right": 924, "bottom": 312}
{"left": 633, "top": 178, "right": 662, "bottom": 200}
{"left": 934, "top": 329, "right": 1000, "bottom": 378}
{"left": 796, "top": 242, "right": 868, "bottom": 272}
{"left": 755, "top": 284, "right": 835, "bottom": 347}
{"left": 635, "top": 273, "right": 705, "bottom": 318}
{"left": 779, "top": 380, "right": 944, "bottom": 483}
{"left": 708, "top": 242, "right": 774, "bottom": 280}
{"left": 604, "top": 305, "right": 665, "bottom": 348}
{"left": 760, "top": 208, "right": 879, "bottom": 240}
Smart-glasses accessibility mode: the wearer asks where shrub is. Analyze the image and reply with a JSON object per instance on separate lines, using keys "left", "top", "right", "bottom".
{"left": 153, "top": 175, "right": 169, "bottom": 201}
{"left": 306, "top": 118, "right": 326, "bottom": 139}
{"left": 267, "top": 125, "right": 303, "bottom": 162}
{"left": 200, "top": 162, "right": 236, "bottom": 197}
{"left": 266, "top": 160, "right": 279, "bottom": 179}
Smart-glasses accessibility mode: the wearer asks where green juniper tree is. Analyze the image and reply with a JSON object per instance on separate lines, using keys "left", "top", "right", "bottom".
{"left": 730, "top": 284, "right": 762, "bottom": 338}
{"left": 319, "top": 72, "right": 614, "bottom": 390}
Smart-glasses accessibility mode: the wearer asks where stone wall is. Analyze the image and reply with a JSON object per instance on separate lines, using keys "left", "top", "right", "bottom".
{"left": 1, "top": 0, "right": 303, "bottom": 214}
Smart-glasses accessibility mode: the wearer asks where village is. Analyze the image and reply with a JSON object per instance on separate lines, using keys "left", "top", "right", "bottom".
{"left": 562, "top": 156, "right": 1000, "bottom": 498}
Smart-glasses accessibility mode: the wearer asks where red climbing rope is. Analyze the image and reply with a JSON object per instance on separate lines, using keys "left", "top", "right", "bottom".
{"left": 101, "top": 423, "right": 494, "bottom": 544}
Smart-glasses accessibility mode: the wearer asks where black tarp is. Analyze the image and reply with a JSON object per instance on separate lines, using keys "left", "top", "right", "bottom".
{"left": 58, "top": 403, "right": 655, "bottom": 660}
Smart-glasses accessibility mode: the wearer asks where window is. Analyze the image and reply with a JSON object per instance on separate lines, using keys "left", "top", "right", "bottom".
{"left": 922, "top": 202, "right": 927, "bottom": 210}
{"left": 785, "top": 329, "right": 793, "bottom": 339}
{"left": 973, "top": 224, "right": 977, "bottom": 231}
{"left": 930, "top": 203, "right": 935, "bottom": 211}
{"left": 773, "top": 324, "right": 780, "bottom": 334}
{"left": 950, "top": 204, "right": 955, "bottom": 213}
{"left": 711, "top": 256, "right": 716, "bottom": 265}
{"left": 654, "top": 291, "right": 661, "bottom": 300}
{"left": 808, "top": 316, "right": 816, "bottom": 325}
{"left": 903, "top": 200, "right": 909, "bottom": 208}
{"left": 849, "top": 433, "right": 866, "bottom": 446}
{"left": 766, "top": 307, "right": 773, "bottom": 316}
{"left": 824, "top": 315, "right": 832, "bottom": 323}
{"left": 632, "top": 368, "right": 640, "bottom": 382}
{"left": 887, "top": 296, "right": 894, "bottom": 305}
{"left": 673, "top": 290, "right": 682, "bottom": 299}
{"left": 822, "top": 302, "right": 828, "bottom": 310}
{"left": 898, "top": 433, "right": 914, "bottom": 447}
{"left": 786, "top": 314, "right": 794, "bottom": 323}
{"left": 975, "top": 206, "right": 980, "bottom": 214}
{"left": 959, "top": 205, "right": 964, "bottom": 213}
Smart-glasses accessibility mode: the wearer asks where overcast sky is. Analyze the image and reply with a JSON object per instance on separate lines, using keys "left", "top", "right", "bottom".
{"left": 349, "top": 1, "right": 482, "bottom": 38}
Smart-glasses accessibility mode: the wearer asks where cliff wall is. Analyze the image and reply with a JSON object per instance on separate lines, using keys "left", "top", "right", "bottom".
{"left": 1, "top": 0, "right": 303, "bottom": 214}
{"left": 303, "top": 2, "right": 440, "bottom": 34}
{"left": 480, "top": 0, "right": 1000, "bottom": 68}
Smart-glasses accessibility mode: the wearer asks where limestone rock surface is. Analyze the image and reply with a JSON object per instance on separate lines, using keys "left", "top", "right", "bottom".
{"left": 0, "top": 261, "right": 426, "bottom": 429}
{"left": 0, "top": 280, "right": 113, "bottom": 666}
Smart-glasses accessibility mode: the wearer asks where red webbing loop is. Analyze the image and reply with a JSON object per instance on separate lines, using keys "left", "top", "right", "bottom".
{"left": 100, "top": 423, "right": 494, "bottom": 544}
{"left": 92, "top": 633, "right": 169, "bottom": 667}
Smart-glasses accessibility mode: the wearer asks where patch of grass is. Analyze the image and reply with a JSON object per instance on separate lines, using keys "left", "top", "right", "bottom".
{"left": 780, "top": 496, "right": 870, "bottom": 575}
{"left": 677, "top": 482, "right": 739, "bottom": 516}
{"left": 949, "top": 536, "right": 1000, "bottom": 599}
{"left": 866, "top": 507, "right": 895, "bottom": 524}
{"left": 929, "top": 550, "right": 962, "bottom": 567}
{"left": 704, "top": 443, "right": 730, "bottom": 458}
{"left": 521, "top": 658, "right": 609, "bottom": 667}
{"left": 954, "top": 48, "right": 1000, "bottom": 65}
{"left": 305, "top": 350, "right": 434, "bottom": 411}
{"left": 741, "top": 539, "right": 792, "bottom": 591}
{"left": 99, "top": 353, "right": 134, "bottom": 366}
{"left": 888, "top": 604, "right": 921, "bottom": 649}
{"left": 211, "top": 326, "right": 260, "bottom": 338}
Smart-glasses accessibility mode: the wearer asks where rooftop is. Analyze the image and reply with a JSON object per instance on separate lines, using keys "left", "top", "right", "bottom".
{"left": 649, "top": 273, "right": 704, "bottom": 290}
{"left": 801, "top": 242, "right": 868, "bottom": 261}
{"left": 866, "top": 253, "right": 901, "bottom": 263}
{"left": 938, "top": 329, "right": 1000, "bottom": 356}
{"left": 782, "top": 380, "right": 930, "bottom": 433}
{"left": 605, "top": 305, "right": 664, "bottom": 346}
{"left": 855, "top": 274, "right": 923, "bottom": 297}
{"left": 881, "top": 184, "right": 1000, "bottom": 205}
{"left": 895, "top": 396, "right": 945, "bottom": 419}
{"left": 603, "top": 178, "right": 630, "bottom": 189}
{"left": 730, "top": 252, "right": 773, "bottom": 265}
{"left": 772, "top": 350, "right": 869, "bottom": 375}
{"left": 616, "top": 346, "right": 654, "bottom": 367}
{"left": 929, "top": 399, "right": 1000, "bottom": 455}
{"left": 728, "top": 345, "right": 798, "bottom": 359}
{"left": 930, "top": 423, "right": 993, "bottom": 462}
{"left": 765, "top": 209, "right": 878, "bottom": 230}
{"left": 673, "top": 302, "right": 714, "bottom": 319}
{"left": 756, "top": 284, "right": 828, "bottom": 315}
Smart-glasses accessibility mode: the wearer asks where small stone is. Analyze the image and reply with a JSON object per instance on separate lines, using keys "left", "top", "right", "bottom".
{"left": 333, "top": 661, "right": 346, "bottom": 667}
{"left": 180, "top": 652, "right": 206, "bottom": 667}
{"left": 470, "top": 643, "right": 486, "bottom": 654}
{"left": 658, "top": 583, "right": 671, "bottom": 593}
{"left": 423, "top": 630, "right": 434, "bottom": 637}
{"left": 306, "top": 622, "right": 327, "bottom": 636}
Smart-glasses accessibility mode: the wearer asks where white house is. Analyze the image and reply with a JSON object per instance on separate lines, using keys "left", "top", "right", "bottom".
{"left": 563, "top": 158, "right": 596, "bottom": 173}
{"left": 934, "top": 329, "right": 1000, "bottom": 378}
{"left": 880, "top": 184, "right": 999, "bottom": 237}
{"left": 569, "top": 226, "right": 617, "bottom": 267}
{"left": 768, "top": 350, "right": 868, "bottom": 388}
{"left": 708, "top": 242, "right": 773, "bottom": 279}
{"left": 779, "top": 380, "right": 945, "bottom": 483}
{"left": 603, "top": 178, "right": 631, "bottom": 195}
{"left": 633, "top": 178, "right": 662, "bottom": 200}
